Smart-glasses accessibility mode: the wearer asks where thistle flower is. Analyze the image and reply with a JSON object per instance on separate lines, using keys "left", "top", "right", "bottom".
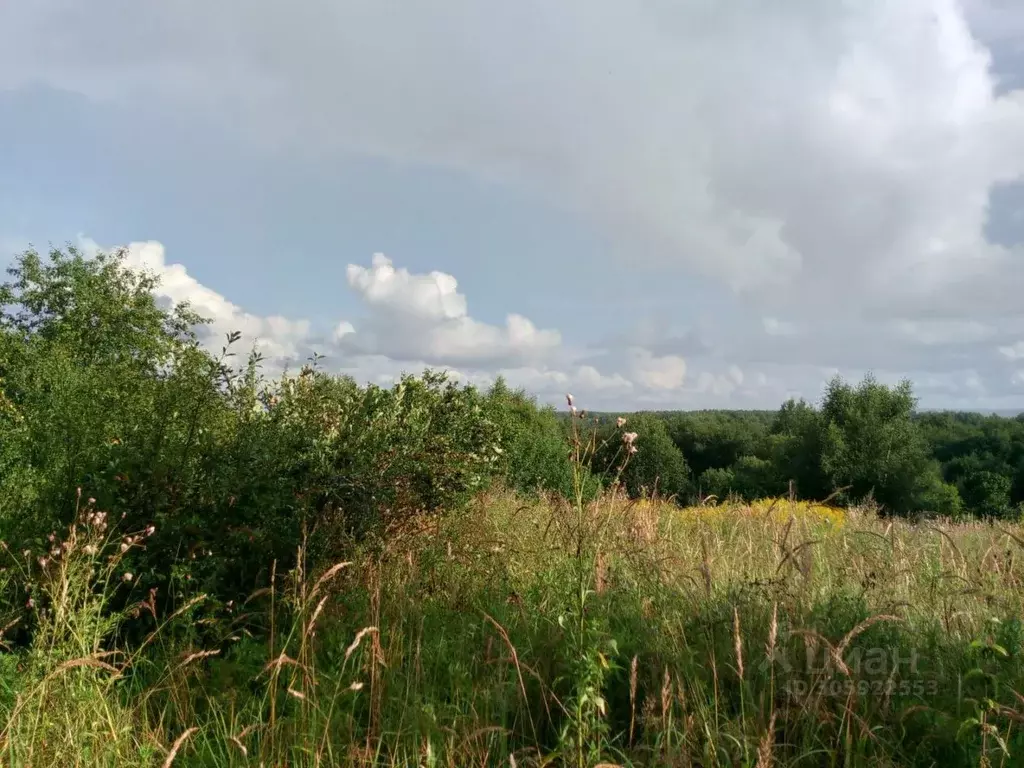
{"left": 617, "top": 417, "right": 627, "bottom": 428}
{"left": 122, "top": 572, "right": 134, "bottom": 583}
{"left": 623, "top": 432, "right": 638, "bottom": 446}
{"left": 566, "top": 393, "right": 574, "bottom": 407}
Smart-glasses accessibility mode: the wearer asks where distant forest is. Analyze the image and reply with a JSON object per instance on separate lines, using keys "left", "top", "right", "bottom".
{"left": 563, "top": 384, "right": 1024, "bottom": 520}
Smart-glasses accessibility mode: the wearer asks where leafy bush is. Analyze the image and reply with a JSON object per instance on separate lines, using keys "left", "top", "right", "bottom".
{"left": 0, "top": 247, "right": 503, "bottom": 601}
{"left": 591, "top": 412, "right": 689, "bottom": 500}
{"left": 485, "top": 377, "right": 574, "bottom": 497}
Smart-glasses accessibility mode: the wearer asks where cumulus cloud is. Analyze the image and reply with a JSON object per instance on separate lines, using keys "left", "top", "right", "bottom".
{"left": 72, "top": 238, "right": 684, "bottom": 406}
{"left": 81, "top": 238, "right": 314, "bottom": 363}
{"left": 4, "top": 0, "right": 1024, "bottom": 312}
{"left": 628, "top": 349, "right": 688, "bottom": 391}
{"left": 341, "top": 254, "right": 560, "bottom": 366}
{"left": 5, "top": 1, "right": 1024, "bottom": 408}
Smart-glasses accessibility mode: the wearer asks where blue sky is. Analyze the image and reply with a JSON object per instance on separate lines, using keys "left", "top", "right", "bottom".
{"left": 3, "top": 0, "right": 1024, "bottom": 411}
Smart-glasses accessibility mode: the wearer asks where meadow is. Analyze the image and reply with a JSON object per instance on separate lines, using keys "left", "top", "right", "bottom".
{"left": 4, "top": 488, "right": 1024, "bottom": 767}
{"left": 4, "top": 246, "right": 1024, "bottom": 767}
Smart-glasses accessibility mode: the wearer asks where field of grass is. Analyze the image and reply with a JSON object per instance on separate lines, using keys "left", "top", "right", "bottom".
{"left": 3, "top": 490, "right": 1024, "bottom": 767}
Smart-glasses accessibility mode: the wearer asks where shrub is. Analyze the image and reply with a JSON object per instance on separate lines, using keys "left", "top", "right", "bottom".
{"left": 592, "top": 412, "right": 689, "bottom": 500}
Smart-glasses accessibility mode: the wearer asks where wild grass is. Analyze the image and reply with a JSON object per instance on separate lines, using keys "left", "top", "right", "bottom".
{"left": 3, "top": 483, "right": 1024, "bottom": 767}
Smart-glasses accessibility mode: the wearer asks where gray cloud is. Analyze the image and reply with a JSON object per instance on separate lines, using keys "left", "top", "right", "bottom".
{"left": 5, "top": 1, "right": 1024, "bottom": 408}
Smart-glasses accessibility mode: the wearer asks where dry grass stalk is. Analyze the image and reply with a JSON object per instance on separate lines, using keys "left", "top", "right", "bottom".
{"left": 263, "top": 652, "right": 306, "bottom": 675}
{"left": 766, "top": 602, "right": 779, "bottom": 663}
{"left": 306, "top": 594, "right": 329, "bottom": 637}
{"left": 309, "top": 561, "right": 352, "bottom": 600}
{"left": 733, "top": 607, "right": 745, "bottom": 681}
{"left": 229, "top": 735, "right": 248, "bottom": 757}
{"left": 177, "top": 649, "right": 220, "bottom": 669}
{"left": 483, "top": 613, "right": 537, "bottom": 742}
{"left": 832, "top": 615, "right": 902, "bottom": 676}
{"left": 161, "top": 727, "right": 198, "bottom": 768}
{"left": 756, "top": 711, "right": 777, "bottom": 768}
{"left": 344, "top": 626, "right": 379, "bottom": 664}
{"left": 628, "top": 655, "right": 638, "bottom": 745}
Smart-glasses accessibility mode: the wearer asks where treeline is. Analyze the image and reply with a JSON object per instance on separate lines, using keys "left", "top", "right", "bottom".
{"left": 0, "top": 247, "right": 1018, "bottom": 605}
{"left": 587, "top": 385, "right": 1024, "bottom": 521}
{"left": 0, "top": 247, "right": 585, "bottom": 604}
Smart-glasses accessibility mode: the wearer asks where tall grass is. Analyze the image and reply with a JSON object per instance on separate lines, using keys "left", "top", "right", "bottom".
{"left": 3, "top": 409, "right": 1024, "bottom": 766}
{"left": 1, "top": 498, "right": 1023, "bottom": 765}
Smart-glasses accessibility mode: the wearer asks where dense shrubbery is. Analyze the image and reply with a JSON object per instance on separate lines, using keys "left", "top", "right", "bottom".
{"left": 6, "top": 246, "right": 1024, "bottom": 766}
{"left": 3, "top": 244, "right": 1023, "bottom": 594}
{"left": 0, "top": 248, "right": 513, "bottom": 601}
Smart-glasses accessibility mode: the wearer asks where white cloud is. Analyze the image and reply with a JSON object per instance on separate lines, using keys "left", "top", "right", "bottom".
{"left": 894, "top": 319, "right": 994, "bottom": 346}
{"left": 346, "top": 254, "right": 467, "bottom": 322}
{"left": 74, "top": 238, "right": 696, "bottom": 407}
{"left": 999, "top": 341, "right": 1024, "bottom": 360}
{"left": 762, "top": 318, "right": 799, "bottom": 337}
{"left": 341, "top": 253, "right": 560, "bottom": 367}
{"left": 6, "top": 2, "right": 1024, "bottom": 408}
{"left": 4, "top": 0, "right": 1024, "bottom": 316}
{"left": 628, "top": 349, "right": 687, "bottom": 391}
{"left": 82, "top": 239, "right": 314, "bottom": 363}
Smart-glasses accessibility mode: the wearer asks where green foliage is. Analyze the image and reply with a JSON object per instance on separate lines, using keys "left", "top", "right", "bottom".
{"left": 592, "top": 413, "right": 689, "bottom": 499}
{"left": 959, "top": 470, "right": 1014, "bottom": 520}
{"left": 7, "top": 240, "right": 1024, "bottom": 765}
{"left": 485, "top": 377, "right": 574, "bottom": 497}
{"left": 767, "top": 397, "right": 829, "bottom": 501}
{"left": 818, "top": 375, "right": 945, "bottom": 515}
{"left": 663, "top": 410, "right": 770, "bottom": 477}
{"left": 0, "top": 246, "right": 503, "bottom": 600}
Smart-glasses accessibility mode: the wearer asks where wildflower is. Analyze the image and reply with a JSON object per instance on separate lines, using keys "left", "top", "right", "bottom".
{"left": 566, "top": 393, "right": 574, "bottom": 407}
{"left": 21, "top": 550, "right": 30, "bottom": 558}
{"left": 26, "top": 598, "right": 34, "bottom": 609}
{"left": 120, "top": 543, "right": 129, "bottom": 553}
{"left": 50, "top": 547, "right": 61, "bottom": 558}
{"left": 122, "top": 572, "right": 134, "bottom": 583}
{"left": 0, "top": 541, "right": 7, "bottom": 550}
{"left": 145, "top": 525, "right": 156, "bottom": 537}
{"left": 37, "top": 557, "right": 48, "bottom": 568}
{"left": 623, "top": 432, "right": 638, "bottom": 446}
{"left": 88, "top": 497, "right": 96, "bottom": 505}
{"left": 627, "top": 444, "right": 638, "bottom": 455}
{"left": 83, "top": 544, "right": 98, "bottom": 556}
{"left": 47, "top": 533, "right": 55, "bottom": 543}
{"left": 617, "top": 417, "right": 627, "bottom": 428}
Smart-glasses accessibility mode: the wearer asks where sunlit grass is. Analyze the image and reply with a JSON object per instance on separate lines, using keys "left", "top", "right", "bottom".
{"left": 4, "top": 490, "right": 1024, "bottom": 766}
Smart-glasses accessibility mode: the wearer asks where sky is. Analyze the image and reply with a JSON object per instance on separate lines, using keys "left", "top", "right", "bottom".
{"left": 3, "top": 0, "right": 1024, "bottom": 412}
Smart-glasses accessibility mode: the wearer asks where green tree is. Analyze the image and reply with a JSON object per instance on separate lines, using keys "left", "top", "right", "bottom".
{"left": 485, "top": 378, "right": 574, "bottom": 497}
{"left": 818, "top": 375, "right": 941, "bottom": 515}
{"left": 592, "top": 412, "right": 689, "bottom": 500}
{"left": 766, "top": 398, "right": 828, "bottom": 500}
{"left": 959, "top": 470, "right": 1013, "bottom": 520}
